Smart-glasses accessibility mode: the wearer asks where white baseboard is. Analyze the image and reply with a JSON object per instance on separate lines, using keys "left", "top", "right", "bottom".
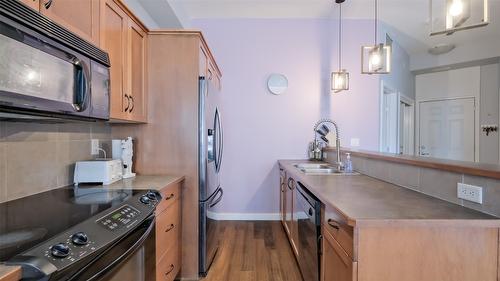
{"left": 207, "top": 211, "right": 280, "bottom": 221}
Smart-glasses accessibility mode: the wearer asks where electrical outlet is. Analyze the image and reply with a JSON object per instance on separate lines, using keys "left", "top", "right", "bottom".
{"left": 457, "top": 183, "right": 483, "bottom": 204}
{"left": 91, "top": 139, "right": 100, "bottom": 155}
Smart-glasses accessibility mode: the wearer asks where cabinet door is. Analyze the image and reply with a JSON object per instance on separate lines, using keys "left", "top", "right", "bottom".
{"left": 323, "top": 230, "right": 356, "bottom": 281}
{"left": 279, "top": 168, "right": 286, "bottom": 225}
{"left": 101, "top": 0, "right": 128, "bottom": 120}
{"left": 285, "top": 177, "right": 299, "bottom": 257}
{"left": 284, "top": 177, "right": 293, "bottom": 237}
{"left": 40, "top": 0, "right": 100, "bottom": 46}
{"left": 18, "top": 0, "right": 39, "bottom": 10}
{"left": 127, "top": 19, "right": 147, "bottom": 122}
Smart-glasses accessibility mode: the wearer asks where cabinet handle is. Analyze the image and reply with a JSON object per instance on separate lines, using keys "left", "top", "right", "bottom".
{"left": 124, "top": 94, "right": 130, "bottom": 112}
{"left": 129, "top": 96, "right": 134, "bottom": 113}
{"left": 327, "top": 219, "right": 340, "bottom": 230}
{"left": 165, "top": 223, "right": 175, "bottom": 233}
{"left": 165, "top": 264, "right": 175, "bottom": 276}
{"left": 44, "top": 0, "right": 53, "bottom": 9}
{"left": 165, "top": 193, "right": 175, "bottom": 200}
{"left": 287, "top": 178, "right": 295, "bottom": 190}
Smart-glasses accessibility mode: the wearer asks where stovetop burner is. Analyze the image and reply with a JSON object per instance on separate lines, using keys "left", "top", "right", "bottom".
{"left": 0, "top": 186, "right": 142, "bottom": 261}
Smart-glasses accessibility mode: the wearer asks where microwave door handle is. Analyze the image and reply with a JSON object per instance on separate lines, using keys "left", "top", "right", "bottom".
{"left": 73, "top": 59, "right": 90, "bottom": 112}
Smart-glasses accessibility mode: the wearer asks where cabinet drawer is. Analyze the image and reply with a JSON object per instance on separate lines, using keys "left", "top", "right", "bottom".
{"left": 156, "top": 182, "right": 181, "bottom": 214}
{"left": 324, "top": 204, "right": 354, "bottom": 258}
{"left": 156, "top": 243, "right": 180, "bottom": 281}
{"left": 156, "top": 200, "right": 180, "bottom": 262}
{"left": 322, "top": 228, "right": 357, "bottom": 281}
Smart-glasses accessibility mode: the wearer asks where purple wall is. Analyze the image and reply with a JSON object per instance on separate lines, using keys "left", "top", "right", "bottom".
{"left": 193, "top": 18, "right": 379, "bottom": 215}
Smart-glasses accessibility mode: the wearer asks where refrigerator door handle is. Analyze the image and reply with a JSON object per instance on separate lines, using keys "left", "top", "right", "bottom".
{"left": 214, "top": 108, "right": 223, "bottom": 173}
{"left": 218, "top": 108, "right": 224, "bottom": 173}
{"left": 209, "top": 187, "right": 224, "bottom": 208}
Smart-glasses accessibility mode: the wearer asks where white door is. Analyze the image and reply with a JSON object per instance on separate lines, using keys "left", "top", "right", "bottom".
{"left": 399, "top": 101, "right": 414, "bottom": 155}
{"left": 419, "top": 98, "right": 475, "bottom": 161}
{"left": 380, "top": 89, "right": 399, "bottom": 153}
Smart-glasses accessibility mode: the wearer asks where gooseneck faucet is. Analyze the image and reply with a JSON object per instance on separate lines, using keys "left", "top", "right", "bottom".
{"left": 313, "top": 118, "right": 342, "bottom": 167}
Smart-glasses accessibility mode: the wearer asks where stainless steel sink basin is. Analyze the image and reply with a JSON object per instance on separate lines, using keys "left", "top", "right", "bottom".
{"left": 294, "top": 163, "right": 360, "bottom": 176}
{"left": 294, "top": 163, "right": 333, "bottom": 169}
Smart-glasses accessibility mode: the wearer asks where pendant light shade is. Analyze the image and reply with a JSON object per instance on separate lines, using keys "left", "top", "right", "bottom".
{"left": 332, "top": 70, "right": 349, "bottom": 93}
{"left": 361, "top": 0, "right": 391, "bottom": 74}
{"left": 430, "top": 0, "right": 488, "bottom": 36}
{"left": 331, "top": 0, "right": 349, "bottom": 93}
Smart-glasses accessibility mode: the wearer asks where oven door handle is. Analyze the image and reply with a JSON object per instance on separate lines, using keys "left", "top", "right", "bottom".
{"left": 68, "top": 215, "right": 156, "bottom": 281}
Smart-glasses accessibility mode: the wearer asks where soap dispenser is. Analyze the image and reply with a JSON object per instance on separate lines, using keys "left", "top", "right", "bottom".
{"left": 345, "top": 153, "right": 353, "bottom": 173}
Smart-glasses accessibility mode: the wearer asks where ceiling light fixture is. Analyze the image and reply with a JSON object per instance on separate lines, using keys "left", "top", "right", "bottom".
{"left": 361, "top": 0, "right": 391, "bottom": 74}
{"left": 332, "top": 0, "right": 349, "bottom": 93}
{"left": 430, "top": 0, "right": 489, "bottom": 36}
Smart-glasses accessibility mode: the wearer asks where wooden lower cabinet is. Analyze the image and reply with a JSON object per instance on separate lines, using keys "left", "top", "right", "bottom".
{"left": 155, "top": 182, "right": 182, "bottom": 280}
{"left": 322, "top": 228, "right": 357, "bottom": 281}
{"left": 156, "top": 245, "right": 180, "bottom": 281}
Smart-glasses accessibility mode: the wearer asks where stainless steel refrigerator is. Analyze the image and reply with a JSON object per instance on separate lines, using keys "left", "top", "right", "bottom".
{"left": 198, "top": 76, "right": 224, "bottom": 276}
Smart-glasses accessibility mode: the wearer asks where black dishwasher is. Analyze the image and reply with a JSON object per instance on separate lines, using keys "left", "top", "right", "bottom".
{"left": 296, "top": 182, "right": 322, "bottom": 281}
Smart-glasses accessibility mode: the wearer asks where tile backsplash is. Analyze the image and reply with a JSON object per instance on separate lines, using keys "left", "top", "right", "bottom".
{"left": 327, "top": 154, "right": 500, "bottom": 217}
{"left": 0, "top": 121, "right": 112, "bottom": 203}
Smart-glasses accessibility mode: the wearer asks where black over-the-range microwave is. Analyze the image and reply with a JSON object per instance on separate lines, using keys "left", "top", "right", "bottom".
{"left": 0, "top": 0, "right": 111, "bottom": 121}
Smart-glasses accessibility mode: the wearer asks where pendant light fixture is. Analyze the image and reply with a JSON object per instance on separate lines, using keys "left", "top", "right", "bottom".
{"left": 430, "top": 0, "right": 489, "bottom": 36}
{"left": 361, "top": 0, "right": 391, "bottom": 74}
{"left": 332, "top": 0, "right": 349, "bottom": 93}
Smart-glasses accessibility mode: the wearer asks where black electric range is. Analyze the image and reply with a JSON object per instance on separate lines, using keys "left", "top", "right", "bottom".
{"left": 0, "top": 186, "right": 161, "bottom": 280}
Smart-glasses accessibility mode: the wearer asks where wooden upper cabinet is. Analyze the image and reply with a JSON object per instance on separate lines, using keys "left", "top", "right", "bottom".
{"left": 127, "top": 19, "right": 147, "bottom": 122}
{"left": 40, "top": 0, "right": 100, "bottom": 46}
{"left": 18, "top": 0, "right": 39, "bottom": 10}
{"left": 100, "top": 0, "right": 147, "bottom": 123}
{"left": 101, "top": 0, "right": 128, "bottom": 121}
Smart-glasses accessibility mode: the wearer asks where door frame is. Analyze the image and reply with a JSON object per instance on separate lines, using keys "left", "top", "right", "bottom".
{"left": 379, "top": 81, "right": 415, "bottom": 154}
{"left": 399, "top": 94, "right": 415, "bottom": 155}
{"left": 415, "top": 96, "right": 478, "bottom": 161}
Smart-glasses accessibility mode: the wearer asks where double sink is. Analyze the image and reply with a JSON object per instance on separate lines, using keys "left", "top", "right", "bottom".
{"left": 294, "top": 163, "right": 359, "bottom": 176}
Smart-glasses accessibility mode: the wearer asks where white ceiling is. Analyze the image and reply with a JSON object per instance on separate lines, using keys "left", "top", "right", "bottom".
{"left": 135, "top": 0, "right": 500, "bottom": 61}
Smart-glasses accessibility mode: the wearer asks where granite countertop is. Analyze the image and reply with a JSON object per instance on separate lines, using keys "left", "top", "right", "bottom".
{"left": 279, "top": 160, "right": 499, "bottom": 227}
{"left": 103, "top": 175, "right": 185, "bottom": 190}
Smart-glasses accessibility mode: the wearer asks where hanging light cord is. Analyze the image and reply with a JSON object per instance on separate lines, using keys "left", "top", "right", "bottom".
{"left": 374, "top": 0, "right": 378, "bottom": 45}
{"left": 338, "top": 3, "right": 342, "bottom": 70}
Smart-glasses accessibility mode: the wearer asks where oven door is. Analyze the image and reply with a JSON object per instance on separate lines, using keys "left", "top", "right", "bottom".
{"left": 0, "top": 15, "right": 91, "bottom": 118}
{"left": 63, "top": 216, "right": 156, "bottom": 281}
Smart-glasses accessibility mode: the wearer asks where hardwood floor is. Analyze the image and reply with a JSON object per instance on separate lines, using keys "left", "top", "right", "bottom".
{"left": 202, "top": 221, "right": 303, "bottom": 281}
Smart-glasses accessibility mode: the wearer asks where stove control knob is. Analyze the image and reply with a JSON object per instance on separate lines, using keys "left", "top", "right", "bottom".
{"left": 146, "top": 190, "right": 161, "bottom": 201}
{"left": 140, "top": 195, "right": 151, "bottom": 205}
{"left": 50, "top": 243, "right": 70, "bottom": 258}
{"left": 71, "top": 232, "right": 89, "bottom": 246}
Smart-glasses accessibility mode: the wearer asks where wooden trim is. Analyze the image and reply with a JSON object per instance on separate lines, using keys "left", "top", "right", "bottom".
{"left": 115, "top": 0, "right": 149, "bottom": 33}
{"left": 0, "top": 266, "right": 21, "bottom": 281}
{"left": 148, "top": 29, "right": 222, "bottom": 77}
{"left": 325, "top": 147, "right": 500, "bottom": 180}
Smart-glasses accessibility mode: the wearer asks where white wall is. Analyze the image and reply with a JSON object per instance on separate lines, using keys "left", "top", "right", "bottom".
{"left": 479, "top": 63, "right": 500, "bottom": 164}
{"left": 122, "top": 0, "right": 160, "bottom": 29}
{"left": 416, "top": 65, "right": 500, "bottom": 163}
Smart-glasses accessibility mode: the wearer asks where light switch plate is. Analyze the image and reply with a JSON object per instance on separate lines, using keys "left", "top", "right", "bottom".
{"left": 350, "top": 138, "right": 360, "bottom": 147}
{"left": 457, "top": 183, "right": 483, "bottom": 204}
